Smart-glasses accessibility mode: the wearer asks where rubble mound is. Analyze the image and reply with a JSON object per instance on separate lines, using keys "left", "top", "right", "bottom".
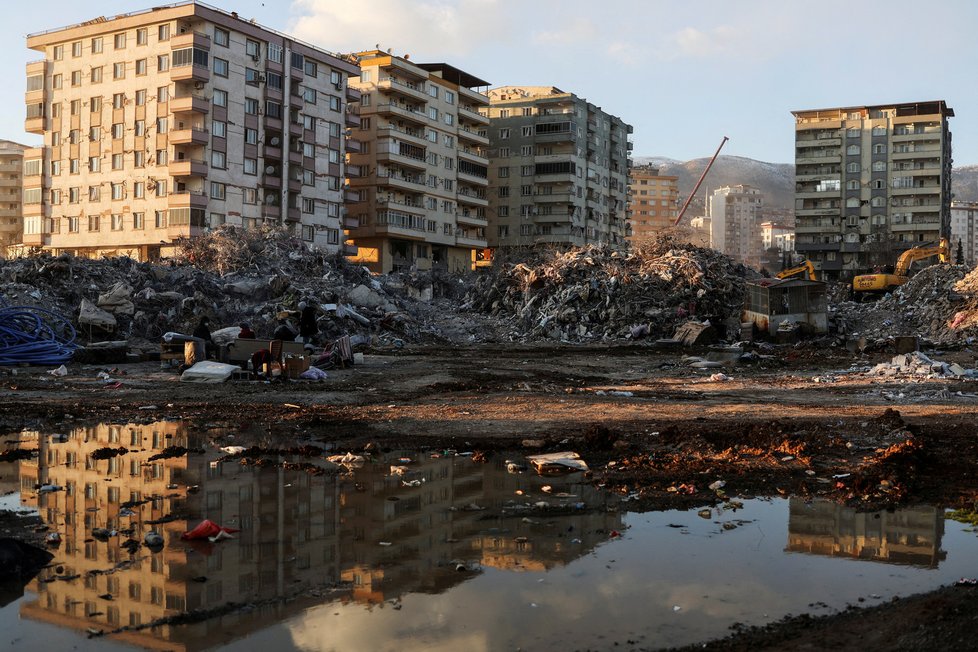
{"left": 0, "top": 226, "right": 485, "bottom": 350}
{"left": 834, "top": 264, "right": 977, "bottom": 345}
{"left": 467, "top": 236, "right": 757, "bottom": 342}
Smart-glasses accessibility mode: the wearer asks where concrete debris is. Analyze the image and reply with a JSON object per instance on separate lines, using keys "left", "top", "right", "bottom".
{"left": 867, "top": 351, "right": 978, "bottom": 379}
{"left": 467, "top": 237, "right": 758, "bottom": 342}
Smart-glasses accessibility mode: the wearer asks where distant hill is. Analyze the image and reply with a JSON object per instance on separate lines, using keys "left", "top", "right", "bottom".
{"left": 633, "top": 155, "right": 978, "bottom": 214}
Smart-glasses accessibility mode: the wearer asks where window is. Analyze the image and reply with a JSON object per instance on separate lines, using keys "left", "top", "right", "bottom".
{"left": 92, "top": 37, "right": 103, "bottom": 53}
{"left": 246, "top": 39, "right": 261, "bottom": 59}
{"left": 213, "top": 89, "right": 228, "bottom": 107}
{"left": 499, "top": 128, "right": 510, "bottom": 139}
{"left": 155, "top": 210, "right": 166, "bottom": 228}
{"left": 846, "top": 144, "right": 860, "bottom": 155}
{"left": 112, "top": 183, "right": 124, "bottom": 200}
{"left": 210, "top": 182, "right": 226, "bottom": 200}
{"left": 157, "top": 55, "right": 169, "bottom": 71}
{"left": 241, "top": 98, "right": 258, "bottom": 115}
{"left": 114, "top": 33, "right": 126, "bottom": 49}
{"left": 521, "top": 145, "right": 532, "bottom": 156}
{"left": 522, "top": 107, "right": 533, "bottom": 116}
{"left": 304, "top": 143, "right": 316, "bottom": 158}
{"left": 521, "top": 165, "right": 533, "bottom": 176}
{"left": 243, "top": 188, "right": 257, "bottom": 204}
{"left": 499, "top": 109, "right": 510, "bottom": 118}
{"left": 302, "top": 197, "right": 315, "bottom": 213}
{"left": 113, "top": 93, "right": 125, "bottom": 109}
{"left": 521, "top": 184, "right": 532, "bottom": 196}
{"left": 266, "top": 72, "right": 282, "bottom": 90}
{"left": 846, "top": 180, "right": 859, "bottom": 190}
{"left": 244, "top": 158, "right": 257, "bottom": 175}
{"left": 88, "top": 157, "right": 100, "bottom": 172}
{"left": 132, "top": 212, "right": 144, "bottom": 229}
{"left": 69, "top": 159, "right": 80, "bottom": 174}
{"left": 211, "top": 150, "right": 226, "bottom": 169}
{"left": 88, "top": 215, "right": 100, "bottom": 231}
{"left": 443, "top": 135, "right": 454, "bottom": 148}
{"left": 498, "top": 166, "right": 509, "bottom": 178}
{"left": 71, "top": 41, "right": 82, "bottom": 57}
{"left": 498, "top": 187, "right": 510, "bottom": 198}
{"left": 53, "top": 45, "right": 64, "bottom": 61}
{"left": 156, "top": 149, "right": 167, "bottom": 165}
{"left": 135, "top": 89, "right": 146, "bottom": 105}
{"left": 245, "top": 68, "right": 260, "bottom": 85}
{"left": 268, "top": 43, "right": 283, "bottom": 64}
{"left": 498, "top": 225, "right": 509, "bottom": 237}
{"left": 49, "top": 73, "right": 62, "bottom": 89}
{"left": 214, "top": 27, "right": 229, "bottom": 47}
{"left": 156, "top": 117, "right": 168, "bottom": 134}
{"left": 92, "top": 65, "right": 104, "bottom": 83}
{"left": 67, "top": 215, "right": 78, "bottom": 232}
{"left": 846, "top": 162, "right": 860, "bottom": 173}
{"left": 50, "top": 161, "right": 61, "bottom": 176}
{"left": 155, "top": 180, "right": 167, "bottom": 197}
{"left": 445, "top": 90, "right": 455, "bottom": 105}
{"left": 329, "top": 96, "right": 341, "bottom": 112}
{"left": 445, "top": 157, "right": 454, "bottom": 170}
{"left": 428, "top": 107, "right": 439, "bottom": 121}
{"left": 212, "top": 121, "right": 226, "bottom": 138}
{"left": 521, "top": 126, "right": 532, "bottom": 137}
{"left": 71, "top": 70, "right": 81, "bottom": 86}
{"left": 158, "top": 24, "right": 170, "bottom": 41}
{"left": 872, "top": 160, "right": 886, "bottom": 172}
{"left": 90, "top": 94, "right": 102, "bottom": 112}
{"left": 134, "top": 120, "right": 145, "bottom": 136}
{"left": 135, "top": 59, "right": 147, "bottom": 75}
{"left": 173, "top": 48, "right": 208, "bottom": 68}
{"left": 134, "top": 182, "right": 144, "bottom": 198}
{"left": 291, "top": 52, "right": 304, "bottom": 69}
{"left": 214, "top": 58, "right": 228, "bottom": 77}
{"left": 445, "top": 113, "right": 454, "bottom": 126}
{"left": 112, "top": 154, "right": 123, "bottom": 170}
{"left": 873, "top": 143, "right": 886, "bottom": 154}
{"left": 134, "top": 151, "right": 145, "bottom": 167}
{"left": 303, "top": 87, "right": 317, "bottom": 104}
{"left": 304, "top": 60, "right": 317, "bottom": 77}
{"left": 89, "top": 184, "right": 100, "bottom": 200}
{"left": 245, "top": 128, "right": 258, "bottom": 145}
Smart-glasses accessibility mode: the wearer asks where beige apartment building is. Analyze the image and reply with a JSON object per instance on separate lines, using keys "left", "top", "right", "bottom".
{"left": 485, "top": 86, "right": 631, "bottom": 250}
{"left": 22, "top": 2, "right": 360, "bottom": 261}
{"left": 0, "top": 140, "right": 29, "bottom": 255}
{"left": 628, "top": 163, "right": 678, "bottom": 242}
{"left": 709, "top": 184, "right": 764, "bottom": 266}
{"left": 791, "top": 101, "right": 953, "bottom": 280}
{"left": 345, "top": 51, "right": 490, "bottom": 274}
{"left": 950, "top": 201, "right": 978, "bottom": 266}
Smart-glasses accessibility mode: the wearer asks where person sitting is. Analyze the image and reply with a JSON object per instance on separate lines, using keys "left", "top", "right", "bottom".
{"left": 192, "top": 316, "right": 214, "bottom": 359}
{"left": 238, "top": 323, "right": 256, "bottom": 339}
{"left": 273, "top": 318, "right": 296, "bottom": 342}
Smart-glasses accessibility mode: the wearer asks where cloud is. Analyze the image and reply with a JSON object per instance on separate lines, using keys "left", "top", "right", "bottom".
{"left": 532, "top": 17, "right": 596, "bottom": 46}
{"left": 288, "top": 0, "right": 506, "bottom": 57}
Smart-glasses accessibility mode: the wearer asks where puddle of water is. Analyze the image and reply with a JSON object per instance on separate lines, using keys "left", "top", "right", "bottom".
{"left": 0, "top": 421, "right": 975, "bottom": 651}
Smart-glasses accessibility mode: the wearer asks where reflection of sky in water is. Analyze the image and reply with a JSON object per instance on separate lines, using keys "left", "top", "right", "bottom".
{"left": 3, "top": 421, "right": 976, "bottom": 651}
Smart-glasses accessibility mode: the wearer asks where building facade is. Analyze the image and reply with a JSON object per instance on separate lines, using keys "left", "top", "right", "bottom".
{"left": 709, "top": 184, "right": 763, "bottom": 266}
{"left": 345, "top": 51, "right": 490, "bottom": 274}
{"left": 0, "top": 140, "right": 29, "bottom": 255}
{"left": 23, "top": 3, "right": 360, "bottom": 261}
{"left": 950, "top": 201, "right": 978, "bottom": 266}
{"left": 628, "top": 164, "right": 678, "bottom": 242}
{"left": 485, "top": 86, "right": 631, "bottom": 250}
{"left": 791, "top": 101, "right": 954, "bottom": 280}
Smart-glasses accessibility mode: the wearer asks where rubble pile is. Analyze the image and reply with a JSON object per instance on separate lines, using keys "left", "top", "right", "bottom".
{"left": 467, "top": 237, "right": 757, "bottom": 341}
{"left": 867, "top": 351, "right": 977, "bottom": 379}
{"left": 0, "top": 226, "right": 472, "bottom": 350}
{"left": 834, "top": 264, "right": 976, "bottom": 345}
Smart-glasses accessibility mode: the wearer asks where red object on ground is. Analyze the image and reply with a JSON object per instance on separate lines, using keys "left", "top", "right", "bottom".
{"left": 181, "top": 519, "right": 240, "bottom": 540}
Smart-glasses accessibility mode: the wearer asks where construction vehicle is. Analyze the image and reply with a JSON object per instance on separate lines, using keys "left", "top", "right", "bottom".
{"left": 852, "top": 238, "right": 949, "bottom": 295}
{"left": 776, "top": 260, "right": 817, "bottom": 281}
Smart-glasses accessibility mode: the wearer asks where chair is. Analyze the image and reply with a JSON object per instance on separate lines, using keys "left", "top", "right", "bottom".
{"left": 252, "top": 339, "right": 284, "bottom": 378}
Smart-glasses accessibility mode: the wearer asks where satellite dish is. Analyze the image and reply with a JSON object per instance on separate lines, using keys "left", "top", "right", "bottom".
{"left": 265, "top": 166, "right": 275, "bottom": 174}
{"left": 270, "top": 137, "right": 280, "bottom": 146}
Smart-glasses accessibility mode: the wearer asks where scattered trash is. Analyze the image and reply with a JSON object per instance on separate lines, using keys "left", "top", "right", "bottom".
{"left": 180, "top": 520, "right": 240, "bottom": 541}
{"left": 47, "top": 365, "right": 68, "bottom": 377}
{"left": 527, "top": 452, "right": 589, "bottom": 474}
{"left": 708, "top": 480, "right": 726, "bottom": 491}
{"left": 708, "top": 373, "right": 731, "bottom": 382}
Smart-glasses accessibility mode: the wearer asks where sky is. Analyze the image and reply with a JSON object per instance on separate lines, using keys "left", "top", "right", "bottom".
{"left": 8, "top": 0, "right": 978, "bottom": 165}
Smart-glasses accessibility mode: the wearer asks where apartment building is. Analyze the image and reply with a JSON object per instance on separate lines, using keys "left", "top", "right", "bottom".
{"left": 950, "top": 201, "right": 978, "bottom": 267}
{"left": 791, "top": 101, "right": 953, "bottom": 280}
{"left": 709, "top": 184, "right": 764, "bottom": 266}
{"left": 345, "top": 51, "right": 490, "bottom": 274}
{"left": 485, "top": 86, "right": 631, "bottom": 250}
{"left": 0, "top": 140, "right": 29, "bottom": 255}
{"left": 628, "top": 163, "right": 678, "bottom": 242}
{"left": 22, "top": 2, "right": 360, "bottom": 261}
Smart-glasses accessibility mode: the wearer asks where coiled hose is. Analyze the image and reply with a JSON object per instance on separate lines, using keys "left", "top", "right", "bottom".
{"left": 0, "top": 297, "right": 77, "bottom": 366}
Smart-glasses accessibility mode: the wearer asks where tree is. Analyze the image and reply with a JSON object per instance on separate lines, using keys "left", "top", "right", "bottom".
{"left": 956, "top": 238, "right": 965, "bottom": 265}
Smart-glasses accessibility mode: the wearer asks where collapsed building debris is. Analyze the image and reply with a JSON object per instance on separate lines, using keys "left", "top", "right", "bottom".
{"left": 466, "top": 237, "right": 758, "bottom": 342}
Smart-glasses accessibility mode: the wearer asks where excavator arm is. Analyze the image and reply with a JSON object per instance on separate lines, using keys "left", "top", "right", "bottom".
{"left": 776, "top": 260, "right": 816, "bottom": 281}
{"left": 893, "top": 238, "right": 949, "bottom": 276}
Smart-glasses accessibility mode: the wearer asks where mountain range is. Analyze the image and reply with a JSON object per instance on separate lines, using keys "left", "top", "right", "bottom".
{"left": 634, "top": 156, "right": 978, "bottom": 216}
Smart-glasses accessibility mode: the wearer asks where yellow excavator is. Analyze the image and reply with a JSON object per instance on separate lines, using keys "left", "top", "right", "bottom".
{"left": 852, "top": 238, "right": 949, "bottom": 295}
{"left": 776, "top": 260, "right": 817, "bottom": 281}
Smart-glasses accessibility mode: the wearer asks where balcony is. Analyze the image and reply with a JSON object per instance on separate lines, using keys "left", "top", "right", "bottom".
{"left": 262, "top": 174, "right": 281, "bottom": 189}
{"left": 346, "top": 86, "right": 362, "bottom": 103}
{"left": 171, "top": 64, "right": 210, "bottom": 83}
{"left": 375, "top": 103, "right": 427, "bottom": 126}
{"left": 533, "top": 192, "right": 575, "bottom": 204}
{"left": 169, "top": 159, "right": 208, "bottom": 178}
{"left": 167, "top": 222, "right": 206, "bottom": 240}
{"left": 346, "top": 139, "right": 363, "bottom": 154}
{"left": 456, "top": 233, "right": 487, "bottom": 248}
{"left": 170, "top": 126, "right": 209, "bottom": 145}
{"left": 458, "top": 105, "right": 489, "bottom": 125}
{"left": 344, "top": 189, "right": 361, "bottom": 203}
{"left": 168, "top": 191, "right": 208, "bottom": 209}
{"left": 892, "top": 148, "right": 941, "bottom": 160}
{"left": 170, "top": 32, "right": 211, "bottom": 50}
{"left": 376, "top": 147, "right": 427, "bottom": 171}
{"left": 377, "top": 197, "right": 425, "bottom": 214}
{"left": 891, "top": 185, "right": 940, "bottom": 196}
{"left": 456, "top": 190, "right": 488, "bottom": 207}
{"left": 796, "top": 154, "right": 841, "bottom": 165}
{"left": 458, "top": 148, "right": 489, "bottom": 165}
{"left": 458, "top": 85, "right": 489, "bottom": 106}
{"left": 343, "top": 215, "right": 360, "bottom": 229}
{"left": 377, "top": 124, "right": 427, "bottom": 147}
{"left": 376, "top": 171, "right": 426, "bottom": 192}
{"left": 377, "top": 78, "right": 430, "bottom": 103}
{"left": 456, "top": 212, "right": 487, "bottom": 228}
{"left": 345, "top": 112, "right": 360, "bottom": 128}
{"left": 170, "top": 95, "right": 210, "bottom": 115}
{"left": 457, "top": 170, "right": 488, "bottom": 186}
{"left": 534, "top": 129, "right": 576, "bottom": 143}
{"left": 458, "top": 127, "right": 489, "bottom": 146}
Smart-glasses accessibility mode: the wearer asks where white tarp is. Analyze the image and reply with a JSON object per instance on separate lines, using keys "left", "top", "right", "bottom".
{"left": 179, "top": 361, "right": 240, "bottom": 383}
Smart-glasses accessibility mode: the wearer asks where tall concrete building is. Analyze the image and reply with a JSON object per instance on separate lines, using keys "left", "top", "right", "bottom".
{"left": 0, "top": 140, "right": 29, "bottom": 255}
{"left": 345, "top": 51, "right": 490, "bottom": 274}
{"left": 709, "top": 184, "right": 763, "bottom": 266}
{"left": 950, "top": 201, "right": 978, "bottom": 266}
{"left": 628, "top": 163, "right": 678, "bottom": 242}
{"left": 791, "top": 101, "right": 953, "bottom": 280}
{"left": 22, "top": 3, "right": 360, "bottom": 261}
{"left": 485, "top": 86, "right": 631, "bottom": 250}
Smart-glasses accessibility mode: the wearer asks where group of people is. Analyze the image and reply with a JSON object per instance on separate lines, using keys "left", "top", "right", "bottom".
{"left": 191, "top": 301, "right": 320, "bottom": 358}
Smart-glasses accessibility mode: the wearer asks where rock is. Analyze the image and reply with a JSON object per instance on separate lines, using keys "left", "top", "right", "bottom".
{"left": 348, "top": 284, "right": 388, "bottom": 310}
{"left": 97, "top": 282, "right": 135, "bottom": 315}
{"left": 78, "top": 299, "right": 117, "bottom": 330}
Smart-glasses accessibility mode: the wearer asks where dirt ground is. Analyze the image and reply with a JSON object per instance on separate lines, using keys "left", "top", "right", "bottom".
{"left": 3, "top": 341, "right": 978, "bottom": 649}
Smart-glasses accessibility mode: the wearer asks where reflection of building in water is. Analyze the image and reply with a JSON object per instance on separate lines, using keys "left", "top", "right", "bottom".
{"left": 19, "top": 423, "right": 342, "bottom": 651}
{"left": 786, "top": 498, "right": 946, "bottom": 568}
{"left": 19, "top": 423, "right": 621, "bottom": 649}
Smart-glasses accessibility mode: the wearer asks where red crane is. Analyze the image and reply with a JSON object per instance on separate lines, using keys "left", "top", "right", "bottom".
{"left": 672, "top": 136, "right": 729, "bottom": 226}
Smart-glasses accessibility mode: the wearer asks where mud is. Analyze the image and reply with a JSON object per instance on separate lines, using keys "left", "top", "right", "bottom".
{"left": 2, "top": 342, "right": 978, "bottom": 648}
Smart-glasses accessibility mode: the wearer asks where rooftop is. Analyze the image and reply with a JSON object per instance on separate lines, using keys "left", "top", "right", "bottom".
{"left": 792, "top": 100, "right": 954, "bottom": 119}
